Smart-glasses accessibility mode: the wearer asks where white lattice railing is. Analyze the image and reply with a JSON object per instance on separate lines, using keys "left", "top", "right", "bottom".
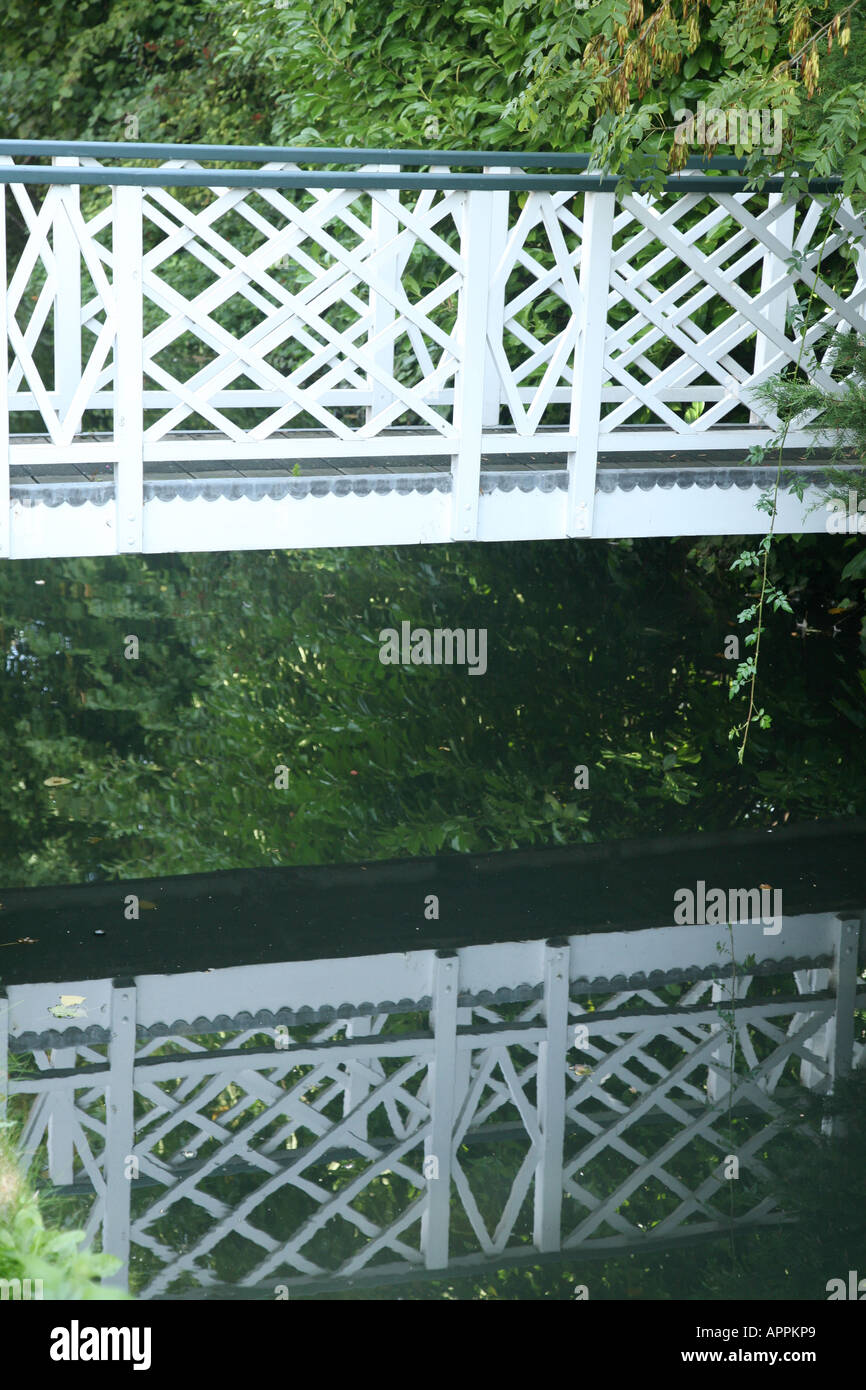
{"left": 2, "top": 142, "right": 866, "bottom": 555}
{"left": 1, "top": 911, "right": 863, "bottom": 1295}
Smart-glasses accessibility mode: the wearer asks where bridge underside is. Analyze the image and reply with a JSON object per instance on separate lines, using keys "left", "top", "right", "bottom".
{"left": 7, "top": 432, "right": 851, "bottom": 558}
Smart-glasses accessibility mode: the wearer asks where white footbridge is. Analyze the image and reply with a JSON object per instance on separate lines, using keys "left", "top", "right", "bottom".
{"left": 2, "top": 141, "right": 865, "bottom": 560}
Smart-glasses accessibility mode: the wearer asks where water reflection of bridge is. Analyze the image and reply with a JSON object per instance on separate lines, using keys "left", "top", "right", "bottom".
{"left": 2, "top": 142, "right": 865, "bottom": 560}
{"left": 2, "top": 824, "right": 864, "bottom": 1297}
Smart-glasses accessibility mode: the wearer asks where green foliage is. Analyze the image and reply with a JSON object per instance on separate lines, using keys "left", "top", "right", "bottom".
{"left": 6, "top": 0, "right": 866, "bottom": 204}
{"left": 751, "top": 333, "right": 866, "bottom": 463}
{"left": 0, "top": 1132, "right": 127, "bottom": 1299}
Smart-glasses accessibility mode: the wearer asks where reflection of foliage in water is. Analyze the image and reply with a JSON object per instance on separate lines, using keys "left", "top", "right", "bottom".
{"left": 0, "top": 534, "right": 865, "bottom": 887}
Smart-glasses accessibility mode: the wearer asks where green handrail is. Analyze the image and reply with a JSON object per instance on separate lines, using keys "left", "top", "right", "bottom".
{"left": 0, "top": 138, "right": 839, "bottom": 192}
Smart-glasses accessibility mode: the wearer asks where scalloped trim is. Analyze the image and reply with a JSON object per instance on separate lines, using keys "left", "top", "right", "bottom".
{"left": 9, "top": 463, "right": 829, "bottom": 507}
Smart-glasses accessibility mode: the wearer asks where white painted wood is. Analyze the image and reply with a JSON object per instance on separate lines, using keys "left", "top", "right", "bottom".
{"left": 102, "top": 981, "right": 136, "bottom": 1286}
{"left": 750, "top": 195, "right": 795, "bottom": 423}
{"left": 450, "top": 191, "right": 495, "bottom": 539}
{"left": 5, "top": 900, "right": 863, "bottom": 1295}
{"left": 707, "top": 973, "right": 752, "bottom": 1101}
{"left": 533, "top": 941, "right": 570, "bottom": 1250}
{"left": 47, "top": 1047, "right": 77, "bottom": 1185}
{"left": 829, "top": 916, "right": 861, "bottom": 1087}
{"left": 343, "top": 1015, "right": 372, "bottom": 1141}
{"left": 792, "top": 965, "right": 833, "bottom": 1092}
{"left": 481, "top": 172, "right": 509, "bottom": 428}
{"left": 52, "top": 157, "right": 82, "bottom": 425}
{"left": 2, "top": 156, "right": 866, "bottom": 553}
{"left": 567, "top": 191, "right": 615, "bottom": 537}
{"left": 366, "top": 172, "right": 399, "bottom": 423}
{"left": 422, "top": 951, "right": 458, "bottom": 1268}
{"left": 113, "top": 186, "right": 143, "bottom": 553}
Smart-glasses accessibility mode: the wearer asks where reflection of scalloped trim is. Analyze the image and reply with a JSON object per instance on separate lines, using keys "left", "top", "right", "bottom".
{"left": 10, "top": 998, "right": 435, "bottom": 1051}
{"left": 12, "top": 1026, "right": 112, "bottom": 1051}
{"left": 569, "top": 953, "right": 833, "bottom": 996}
{"left": 9, "top": 953, "right": 831, "bottom": 1051}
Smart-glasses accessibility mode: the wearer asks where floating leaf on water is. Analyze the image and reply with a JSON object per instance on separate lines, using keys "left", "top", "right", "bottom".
{"left": 49, "top": 994, "right": 87, "bottom": 1019}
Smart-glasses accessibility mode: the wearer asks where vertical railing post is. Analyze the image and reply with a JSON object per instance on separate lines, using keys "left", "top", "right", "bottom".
{"left": 793, "top": 964, "right": 832, "bottom": 1093}
{"left": 47, "top": 1048, "right": 77, "bottom": 1186}
{"left": 481, "top": 176, "right": 509, "bottom": 430}
{"left": 567, "top": 189, "right": 615, "bottom": 538}
{"left": 707, "top": 972, "right": 750, "bottom": 1101}
{"left": 52, "top": 156, "right": 82, "bottom": 428}
{"left": 103, "top": 979, "right": 136, "bottom": 1289}
{"left": 343, "top": 1015, "right": 371, "bottom": 1141}
{"left": 421, "top": 950, "right": 458, "bottom": 1269}
{"left": 366, "top": 169, "right": 399, "bottom": 424}
{"left": 533, "top": 939, "right": 570, "bottom": 1251}
{"left": 113, "top": 185, "right": 143, "bottom": 554}
{"left": 750, "top": 193, "right": 795, "bottom": 423}
{"left": 451, "top": 188, "right": 495, "bottom": 540}
{"left": 0, "top": 173, "right": 8, "bottom": 561}
{"left": 824, "top": 915, "right": 862, "bottom": 1137}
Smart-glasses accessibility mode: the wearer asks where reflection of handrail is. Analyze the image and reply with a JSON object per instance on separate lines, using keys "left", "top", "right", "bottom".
{"left": 4, "top": 912, "right": 863, "bottom": 1296}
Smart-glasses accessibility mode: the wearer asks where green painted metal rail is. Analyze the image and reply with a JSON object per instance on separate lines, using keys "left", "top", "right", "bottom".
{"left": 0, "top": 138, "right": 842, "bottom": 193}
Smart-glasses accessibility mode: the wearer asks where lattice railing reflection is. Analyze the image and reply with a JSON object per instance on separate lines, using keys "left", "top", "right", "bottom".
{"left": 2, "top": 913, "right": 863, "bottom": 1294}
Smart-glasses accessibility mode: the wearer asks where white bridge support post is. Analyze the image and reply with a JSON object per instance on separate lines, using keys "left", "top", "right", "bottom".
{"left": 567, "top": 190, "right": 615, "bottom": 538}
{"left": 533, "top": 940, "right": 570, "bottom": 1251}
{"left": 421, "top": 951, "right": 458, "bottom": 1268}
{"left": 451, "top": 189, "right": 496, "bottom": 540}
{"left": 103, "top": 980, "right": 136, "bottom": 1289}
{"left": 113, "top": 185, "right": 143, "bottom": 555}
{"left": 481, "top": 176, "right": 509, "bottom": 430}
{"left": 366, "top": 169, "right": 399, "bottom": 425}
{"left": 750, "top": 193, "right": 795, "bottom": 424}
{"left": 52, "top": 156, "right": 82, "bottom": 428}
